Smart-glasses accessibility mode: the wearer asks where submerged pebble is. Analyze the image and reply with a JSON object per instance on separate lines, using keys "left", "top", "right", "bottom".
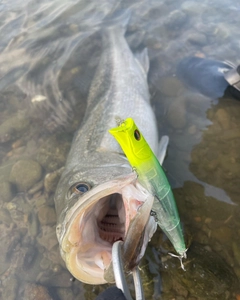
{"left": 0, "top": 208, "right": 12, "bottom": 226}
{"left": 0, "top": 181, "right": 13, "bottom": 202}
{"left": 38, "top": 205, "right": 56, "bottom": 226}
{"left": 28, "top": 180, "right": 44, "bottom": 196}
{"left": 161, "top": 243, "right": 238, "bottom": 299}
{"left": 181, "top": 1, "right": 207, "bottom": 15}
{"left": 22, "top": 245, "right": 38, "bottom": 270}
{"left": 57, "top": 287, "right": 81, "bottom": 300}
{"left": 157, "top": 76, "right": 184, "bottom": 97}
{"left": 23, "top": 283, "right": 53, "bottom": 300}
{"left": 164, "top": 10, "right": 187, "bottom": 29}
{"left": 2, "top": 275, "right": 19, "bottom": 300}
{"left": 0, "top": 111, "right": 30, "bottom": 143}
{"left": 213, "top": 23, "right": 231, "bottom": 41}
{"left": 167, "top": 97, "right": 187, "bottom": 129}
{"left": 44, "top": 167, "right": 64, "bottom": 193}
{"left": 187, "top": 32, "right": 207, "bottom": 45}
{"left": 40, "top": 257, "right": 51, "bottom": 270}
{"left": 9, "top": 159, "right": 42, "bottom": 192}
{"left": 28, "top": 212, "right": 39, "bottom": 238}
{"left": 38, "top": 269, "right": 73, "bottom": 287}
{"left": 37, "top": 226, "right": 58, "bottom": 251}
{"left": 215, "top": 108, "right": 231, "bottom": 130}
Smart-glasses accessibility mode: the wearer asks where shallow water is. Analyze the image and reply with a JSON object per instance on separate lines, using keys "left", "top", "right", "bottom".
{"left": 0, "top": 0, "right": 240, "bottom": 299}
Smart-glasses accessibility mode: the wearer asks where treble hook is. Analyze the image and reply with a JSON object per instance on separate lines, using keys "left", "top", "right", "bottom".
{"left": 112, "top": 241, "right": 145, "bottom": 300}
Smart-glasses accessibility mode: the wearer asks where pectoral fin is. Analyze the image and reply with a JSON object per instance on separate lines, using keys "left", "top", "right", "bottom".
{"left": 157, "top": 135, "right": 169, "bottom": 165}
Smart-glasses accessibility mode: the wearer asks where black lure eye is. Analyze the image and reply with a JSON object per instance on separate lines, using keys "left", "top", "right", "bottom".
{"left": 134, "top": 129, "right": 141, "bottom": 141}
{"left": 72, "top": 182, "right": 91, "bottom": 195}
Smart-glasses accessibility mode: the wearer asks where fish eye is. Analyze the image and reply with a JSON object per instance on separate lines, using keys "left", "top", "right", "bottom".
{"left": 134, "top": 129, "right": 141, "bottom": 141}
{"left": 70, "top": 182, "right": 91, "bottom": 196}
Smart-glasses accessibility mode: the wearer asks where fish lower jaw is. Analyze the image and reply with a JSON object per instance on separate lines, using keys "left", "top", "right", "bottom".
{"left": 60, "top": 179, "right": 155, "bottom": 284}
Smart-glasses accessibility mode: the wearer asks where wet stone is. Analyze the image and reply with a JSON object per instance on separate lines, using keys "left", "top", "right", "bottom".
{"left": 209, "top": 226, "right": 233, "bottom": 244}
{"left": 2, "top": 86, "right": 26, "bottom": 112}
{"left": 162, "top": 243, "right": 238, "bottom": 299}
{"left": 38, "top": 269, "right": 73, "bottom": 288}
{"left": 164, "top": 10, "right": 187, "bottom": 29}
{"left": 38, "top": 205, "right": 56, "bottom": 226}
{"left": 9, "top": 159, "right": 42, "bottom": 192}
{"left": 23, "top": 283, "right": 53, "bottom": 300}
{"left": 215, "top": 108, "right": 231, "bottom": 130}
{"left": 37, "top": 225, "right": 58, "bottom": 251}
{"left": 20, "top": 250, "right": 45, "bottom": 282}
{"left": 0, "top": 111, "right": 30, "bottom": 143}
{"left": 2, "top": 275, "right": 19, "bottom": 300}
{"left": 57, "top": 287, "right": 81, "bottom": 300}
{"left": 47, "top": 245, "right": 65, "bottom": 267}
{"left": 126, "top": 31, "right": 145, "bottom": 49}
{"left": 213, "top": 23, "right": 231, "bottom": 41}
{"left": 0, "top": 161, "right": 16, "bottom": 182}
{"left": 0, "top": 230, "right": 21, "bottom": 264}
{"left": 144, "top": 35, "right": 162, "bottom": 49}
{"left": 157, "top": 77, "right": 184, "bottom": 97}
{"left": 0, "top": 208, "right": 12, "bottom": 226}
{"left": 181, "top": 1, "right": 207, "bottom": 16}
{"left": 22, "top": 245, "right": 38, "bottom": 271}
{"left": 34, "top": 195, "right": 48, "bottom": 208}
{"left": 28, "top": 180, "right": 44, "bottom": 195}
{"left": 0, "top": 229, "right": 21, "bottom": 275}
{"left": 40, "top": 257, "right": 51, "bottom": 270}
{"left": 143, "top": 3, "right": 168, "bottom": 19}
{"left": 0, "top": 181, "right": 13, "bottom": 202}
{"left": 28, "top": 212, "right": 39, "bottom": 238}
{"left": 12, "top": 145, "right": 26, "bottom": 155}
{"left": 167, "top": 97, "right": 187, "bottom": 129}
{"left": 12, "top": 139, "right": 23, "bottom": 149}
{"left": 173, "top": 281, "right": 188, "bottom": 297}
{"left": 219, "top": 155, "right": 240, "bottom": 174}
{"left": 37, "top": 136, "right": 70, "bottom": 172}
{"left": 187, "top": 32, "right": 207, "bottom": 46}
{"left": 44, "top": 167, "right": 64, "bottom": 194}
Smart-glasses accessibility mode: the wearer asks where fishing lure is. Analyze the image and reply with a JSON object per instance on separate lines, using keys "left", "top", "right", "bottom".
{"left": 109, "top": 118, "right": 187, "bottom": 261}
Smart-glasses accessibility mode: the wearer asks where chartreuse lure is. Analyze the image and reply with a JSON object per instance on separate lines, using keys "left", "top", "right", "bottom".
{"left": 109, "top": 118, "right": 187, "bottom": 262}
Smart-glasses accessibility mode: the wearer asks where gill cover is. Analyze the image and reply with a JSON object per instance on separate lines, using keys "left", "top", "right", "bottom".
{"left": 109, "top": 118, "right": 153, "bottom": 166}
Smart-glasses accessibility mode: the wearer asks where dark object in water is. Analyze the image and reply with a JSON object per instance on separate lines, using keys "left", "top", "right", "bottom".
{"left": 95, "top": 286, "right": 127, "bottom": 300}
{"left": 176, "top": 56, "right": 240, "bottom": 100}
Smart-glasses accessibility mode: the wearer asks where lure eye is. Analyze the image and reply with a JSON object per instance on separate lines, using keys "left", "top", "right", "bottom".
{"left": 134, "top": 129, "right": 141, "bottom": 141}
{"left": 70, "top": 182, "right": 91, "bottom": 196}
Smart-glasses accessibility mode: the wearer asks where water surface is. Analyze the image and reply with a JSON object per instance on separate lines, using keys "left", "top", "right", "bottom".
{"left": 0, "top": 0, "right": 240, "bottom": 299}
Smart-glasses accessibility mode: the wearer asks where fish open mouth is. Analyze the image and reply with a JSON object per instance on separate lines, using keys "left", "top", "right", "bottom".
{"left": 97, "top": 194, "right": 125, "bottom": 244}
{"left": 58, "top": 172, "right": 156, "bottom": 284}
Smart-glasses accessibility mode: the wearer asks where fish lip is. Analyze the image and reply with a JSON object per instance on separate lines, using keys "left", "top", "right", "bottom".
{"left": 58, "top": 172, "right": 156, "bottom": 284}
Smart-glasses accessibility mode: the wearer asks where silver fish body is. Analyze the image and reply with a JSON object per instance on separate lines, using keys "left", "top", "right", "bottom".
{"left": 54, "top": 24, "right": 158, "bottom": 284}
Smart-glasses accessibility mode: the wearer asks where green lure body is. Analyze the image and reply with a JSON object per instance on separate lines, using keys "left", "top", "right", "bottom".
{"left": 109, "top": 118, "right": 186, "bottom": 257}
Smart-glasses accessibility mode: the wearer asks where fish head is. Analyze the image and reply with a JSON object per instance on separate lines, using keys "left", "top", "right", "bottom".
{"left": 55, "top": 153, "right": 156, "bottom": 284}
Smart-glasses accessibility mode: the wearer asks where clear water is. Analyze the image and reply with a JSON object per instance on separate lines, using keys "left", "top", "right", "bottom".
{"left": 0, "top": 0, "right": 240, "bottom": 299}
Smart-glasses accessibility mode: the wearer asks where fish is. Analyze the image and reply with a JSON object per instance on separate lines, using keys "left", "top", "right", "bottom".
{"left": 54, "top": 16, "right": 162, "bottom": 284}
{"left": 109, "top": 118, "right": 186, "bottom": 258}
